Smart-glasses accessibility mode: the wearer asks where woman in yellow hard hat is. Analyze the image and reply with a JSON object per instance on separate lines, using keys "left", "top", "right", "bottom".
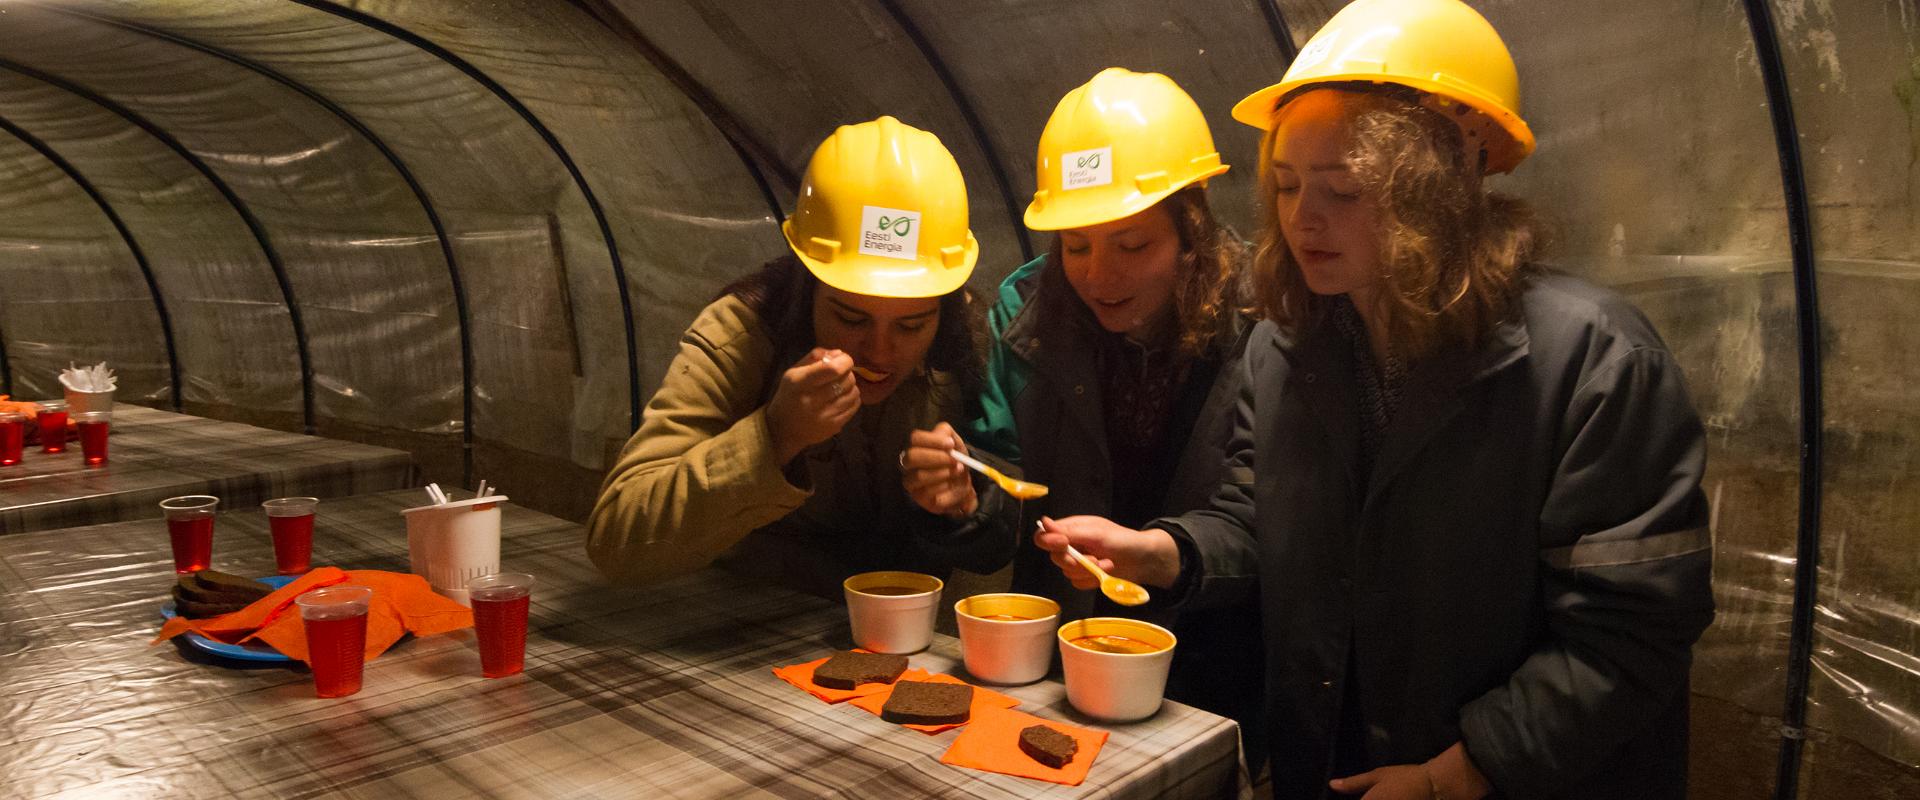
{"left": 1032, "top": 2, "right": 1713, "bottom": 798}
{"left": 898, "top": 67, "right": 1265, "bottom": 759}
{"left": 587, "top": 116, "right": 1008, "bottom": 598}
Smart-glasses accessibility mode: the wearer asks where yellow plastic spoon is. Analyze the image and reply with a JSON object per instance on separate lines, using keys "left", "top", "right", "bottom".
{"left": 948, "top": 449, "right": 1050, "bottom": 500}
{"left": 1038, "top": 518, "right": 1149, "bottom": 606}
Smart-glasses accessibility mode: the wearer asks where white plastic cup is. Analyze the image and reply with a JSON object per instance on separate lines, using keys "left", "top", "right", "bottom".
{"left": 955, "top": 593, "right": 1061, "bottom": 685}
{"left": 842, "top": 571, "right": 943, "bottom": 654}
{"left": 401, "top": 495, "right": 507, "bottom": 606}
{"left": 1057, "top": 617, "right": 1178, "bottom": 722}
{"left": 64, "top": 386, "right": 113, "bottom": 415}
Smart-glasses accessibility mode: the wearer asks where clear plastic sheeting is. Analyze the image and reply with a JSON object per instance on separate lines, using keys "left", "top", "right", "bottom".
{"left": 0, "top": 1, "right": 1916, "bottom": 788}
{"left": 0, "top": 123, "right": 170, "bottom": 403}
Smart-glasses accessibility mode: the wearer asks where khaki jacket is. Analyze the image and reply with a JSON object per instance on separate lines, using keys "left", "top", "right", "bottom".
{"left": 587, "top": 294, "right": 1009, "bottom": 597}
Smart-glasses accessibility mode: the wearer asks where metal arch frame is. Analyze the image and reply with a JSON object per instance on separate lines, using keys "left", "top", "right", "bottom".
{"left": 871, "top": 0, "right": 1036, "bottom": 265}
{"left": 1739, "top": 1, "right": 1825, "bottom": 797}
{"left": 0, "top": 113, "right": 183, "bottom": 411}
{"left": 0, "top": 58, "right": 318, "bottom": 434}
{"left": 287, "top": 0, "right": 643, "bottom": 432}
{"left": 1259, "top": 0, "right": 1301, "bottom": 63}
{"left": 45, "top": 6, "right": 479, "bottom": 484}
{"left": 571, "top": 0, "right": 793, "bottom": 227}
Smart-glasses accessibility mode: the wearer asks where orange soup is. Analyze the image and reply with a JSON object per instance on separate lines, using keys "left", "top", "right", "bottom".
{"left": 857, "top": 585, "right": 926, "bottom": 596}
{"left": 975, "top": 614, "right": 1033, "bottom": 621}
{"left": 1068, "top": 634, "right": 1161, "bottom": 655}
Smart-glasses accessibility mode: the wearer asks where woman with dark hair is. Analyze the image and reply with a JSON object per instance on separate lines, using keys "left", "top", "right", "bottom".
{"left": 1033, "top": 2, "right": 1715, "bottom": 798}
{"left": 899, "top": 68, "right": 1266, "bottom": 760}
{"left": 588, "top": 116, "right": 1006, "bottom": 599}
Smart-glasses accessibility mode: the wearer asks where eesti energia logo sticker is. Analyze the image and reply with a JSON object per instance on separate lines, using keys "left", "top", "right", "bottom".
{"left": 858, "top": 205, "right": 922, "bottom": 261}
{"left": 1062, "top": 146, "right": 1113, "bottom": 190}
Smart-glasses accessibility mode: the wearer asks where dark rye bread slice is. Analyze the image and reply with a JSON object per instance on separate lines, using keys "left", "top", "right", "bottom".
{"left": 813, "top": 650, "right": 908, "bottom": 690}
{"left": 879, "top": 680, "right": 972, "bottom": 726}
{"left": 172, "top": 593, "right": 255, "bottom": 619}
{"left": 175, "top": 572, "right": 272, "bottom": 604}
{"left": 1018, "top": 723, "right": 1079, "bottom": 768}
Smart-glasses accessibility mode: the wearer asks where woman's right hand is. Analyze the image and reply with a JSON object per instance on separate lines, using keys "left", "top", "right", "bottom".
{"left": 1033, "top": 516, "right": 1184, "bottom": 590}
{"left": 766, "top": 348, "right": 859, "bottom": 464}
{"left": 901, "top": 422, "right": 977, "bottom": 518}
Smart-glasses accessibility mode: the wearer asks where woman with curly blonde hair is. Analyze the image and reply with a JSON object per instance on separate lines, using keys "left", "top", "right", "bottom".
{"left": 1034, "top": 2, "right": 1715, "bottom": 798}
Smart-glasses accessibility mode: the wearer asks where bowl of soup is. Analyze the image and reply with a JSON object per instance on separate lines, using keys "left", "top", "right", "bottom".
{"left": 954, "top": 593, "right": 1061, "bottom": 685}
{"left": 1057, "top": 617, "right": 1177, "bottom": 722}
{"left": 843, "top": 571, "right": 943, "bottom": 654}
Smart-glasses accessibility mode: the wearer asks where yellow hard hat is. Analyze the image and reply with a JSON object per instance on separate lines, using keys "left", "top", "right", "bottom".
{"left": 1231, "top": 0, "right": 1535, "bottom": 174}
{"left": 1025, "top": 68, "right": 1230, "bottom": 231}
{"left": 783, "top": 116, "right": 978, "bottom": 298}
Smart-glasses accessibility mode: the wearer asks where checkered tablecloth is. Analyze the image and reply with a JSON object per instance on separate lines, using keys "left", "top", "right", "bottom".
{"left": 0, "top": 405, "right": 417, "bottom": 534}
{"left": 0, "top": 489, "right": 1249, "bottom": 799}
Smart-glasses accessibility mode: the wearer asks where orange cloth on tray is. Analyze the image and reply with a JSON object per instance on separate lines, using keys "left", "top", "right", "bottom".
{"left": 153, "top": 567, "right": 474, "bottom": 663}
{"left": 941, "top": 705, "right": 1109, "bottom": 786}
{"left": 772, "top": 651, "right": 901, "bottom": 704}
{"left": 848, "top": 670, "right": 1021, "bottom": 734}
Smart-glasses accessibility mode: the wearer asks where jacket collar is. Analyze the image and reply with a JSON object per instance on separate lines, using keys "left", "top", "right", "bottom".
{"left": 1275, "top": 304, "right": 1531, "bottom": 498}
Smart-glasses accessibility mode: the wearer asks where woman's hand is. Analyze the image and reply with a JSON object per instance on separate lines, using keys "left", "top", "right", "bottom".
{"left": 1031, "top": 516, "right": 1183, "bottom": 589}
{"left": 901, "top": 422, "right": 977, "bottom": 518}
{"left": 1330, "top": 742, "right": 1490, "bottom": 800}
{"left": 766, "top": 348, "right": 859, "bottom": 464}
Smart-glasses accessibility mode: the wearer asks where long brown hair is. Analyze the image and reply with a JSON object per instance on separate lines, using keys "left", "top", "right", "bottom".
{"left": 1254, "top": 84, "right": 1540, "bottom": 359}
{"left": 719, "top": 254, "right": 983, "bottom": 399}
{"left": 1045, "top": 184, "right": 1249, "bottom": 359}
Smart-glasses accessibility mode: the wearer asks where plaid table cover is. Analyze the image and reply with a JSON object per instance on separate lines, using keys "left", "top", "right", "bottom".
{"left": 0, "top": 489, "right": 1250, "bottom": 799}
{"left": 0, "top": 405, "right": 417, "bottom": 534}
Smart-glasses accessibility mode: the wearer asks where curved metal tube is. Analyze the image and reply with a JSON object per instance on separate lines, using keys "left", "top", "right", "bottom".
{"left": 289, "top": 0, "right": 642, "bottom": 431}
{"left": 47, "top": 5, "right": 478, "bottom": 482}
{"left": 872, "top": 0, "right": 1035, "bottom": 264}
{"left": 0, "top": 58, "right": 318, "bottom": 433}
{"left": 1738, "top": 1, "right": 1825, "bottom": 798}
{"left": 0, "top": 112, "right": 183, "bottom": 410}
{"left": 1259, "top": 0, "right": 1301, "bottom": 62}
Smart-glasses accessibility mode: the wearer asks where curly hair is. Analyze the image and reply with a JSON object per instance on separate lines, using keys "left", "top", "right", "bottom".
{"left": 719, "top": 253, "right": 984, "bottom": 400}
{"left": 1045, "top": 184, "right": 1250, "bottom": 359}
{"left": 1253, "top": 84, "right": 1540, "bottom": 359}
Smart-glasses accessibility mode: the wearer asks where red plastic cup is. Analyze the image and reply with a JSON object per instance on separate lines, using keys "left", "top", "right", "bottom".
{"left": 0, "top": 412, "right": 22, "bottom": 466}
{"left": 295, "top": 585, "right": 373, "bottom": 698}
{"left": 159, "top": 495, "right": 218, "bottom": 574}
{"left": 74, "top": 411, "right": 110, "bottom": 466}
{"left": 467, "top": 572, "right": 535, "bottom": 678}
{"left": 263, "top": 497, "right": 318, "bottom": 575}
{"left": 37, "top": 401, "right": 68, "bottom": 454}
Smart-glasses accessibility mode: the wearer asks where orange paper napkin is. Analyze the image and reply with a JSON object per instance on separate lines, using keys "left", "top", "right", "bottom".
{"left": 153, "top": 567, "right": 474, "bottom": 663}
{"left": 941, "top": 706, "right": 1108, "bottom": 785}
{"left": 848, "top": 670, "right": 1021, "bottom": 734}
{"left": 772, "top": 651, "right": 903, "bottom": 704}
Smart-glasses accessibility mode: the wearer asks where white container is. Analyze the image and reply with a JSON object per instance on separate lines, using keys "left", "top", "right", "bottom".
{"left": 842, "top": 571, "right": 942, "bottom": 654}
{"left": 64, "top": 387, "right": 113, "bottom": 415}
{"left": 401, "top": 495, "right": 507, "bottom": 606}
{"left": 1057, "top": 617, "right": 1178, "bottom": 722}
{"left": 955, "top": 593, "right": 1061, "bottom": 685}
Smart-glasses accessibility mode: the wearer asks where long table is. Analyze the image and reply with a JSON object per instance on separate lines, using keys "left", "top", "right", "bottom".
{"left": 0, "top": 405, "right": 416, "bottom": 534}
{"left": 0, "top": 489, "right": 1249, "bottom": 799}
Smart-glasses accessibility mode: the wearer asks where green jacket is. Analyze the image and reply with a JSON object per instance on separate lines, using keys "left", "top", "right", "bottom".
{"left": 587, "top": 294, "right": 1009, "bottom": 598}
{"left": 962, "top": 254, "right": 1266, "bottom": 761}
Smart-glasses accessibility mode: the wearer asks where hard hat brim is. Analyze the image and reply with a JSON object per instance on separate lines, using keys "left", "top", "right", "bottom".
{"left": 1231, "top": 75, "right": 1535, "bottom": 174}
{"left": 1023, "top": 163, "right": 1229, "bottom": 232}
{"left": 784, "top": 222, "right": 979, "bottom": 299}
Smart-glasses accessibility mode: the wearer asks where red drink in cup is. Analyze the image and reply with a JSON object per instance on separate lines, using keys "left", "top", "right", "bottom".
{"left": 74, "top": 411, "right": 110, "bottom": 466}
{"left": 0, "top": 413, "right": 22, "bottom": 466}
{"left": 159, "top": 495, "right": 219, "bottom": 574}
{"left": 467, "top": 572, "right": 535, "bottom": 678}
{"left": 37, "top": 401, "right": 68, "bottom": 454}
{"left": 296, "top": 585, "right": 373, "bottom": 698}
{"left": 263, "top": 497, "right": 318, "bottom": 575}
